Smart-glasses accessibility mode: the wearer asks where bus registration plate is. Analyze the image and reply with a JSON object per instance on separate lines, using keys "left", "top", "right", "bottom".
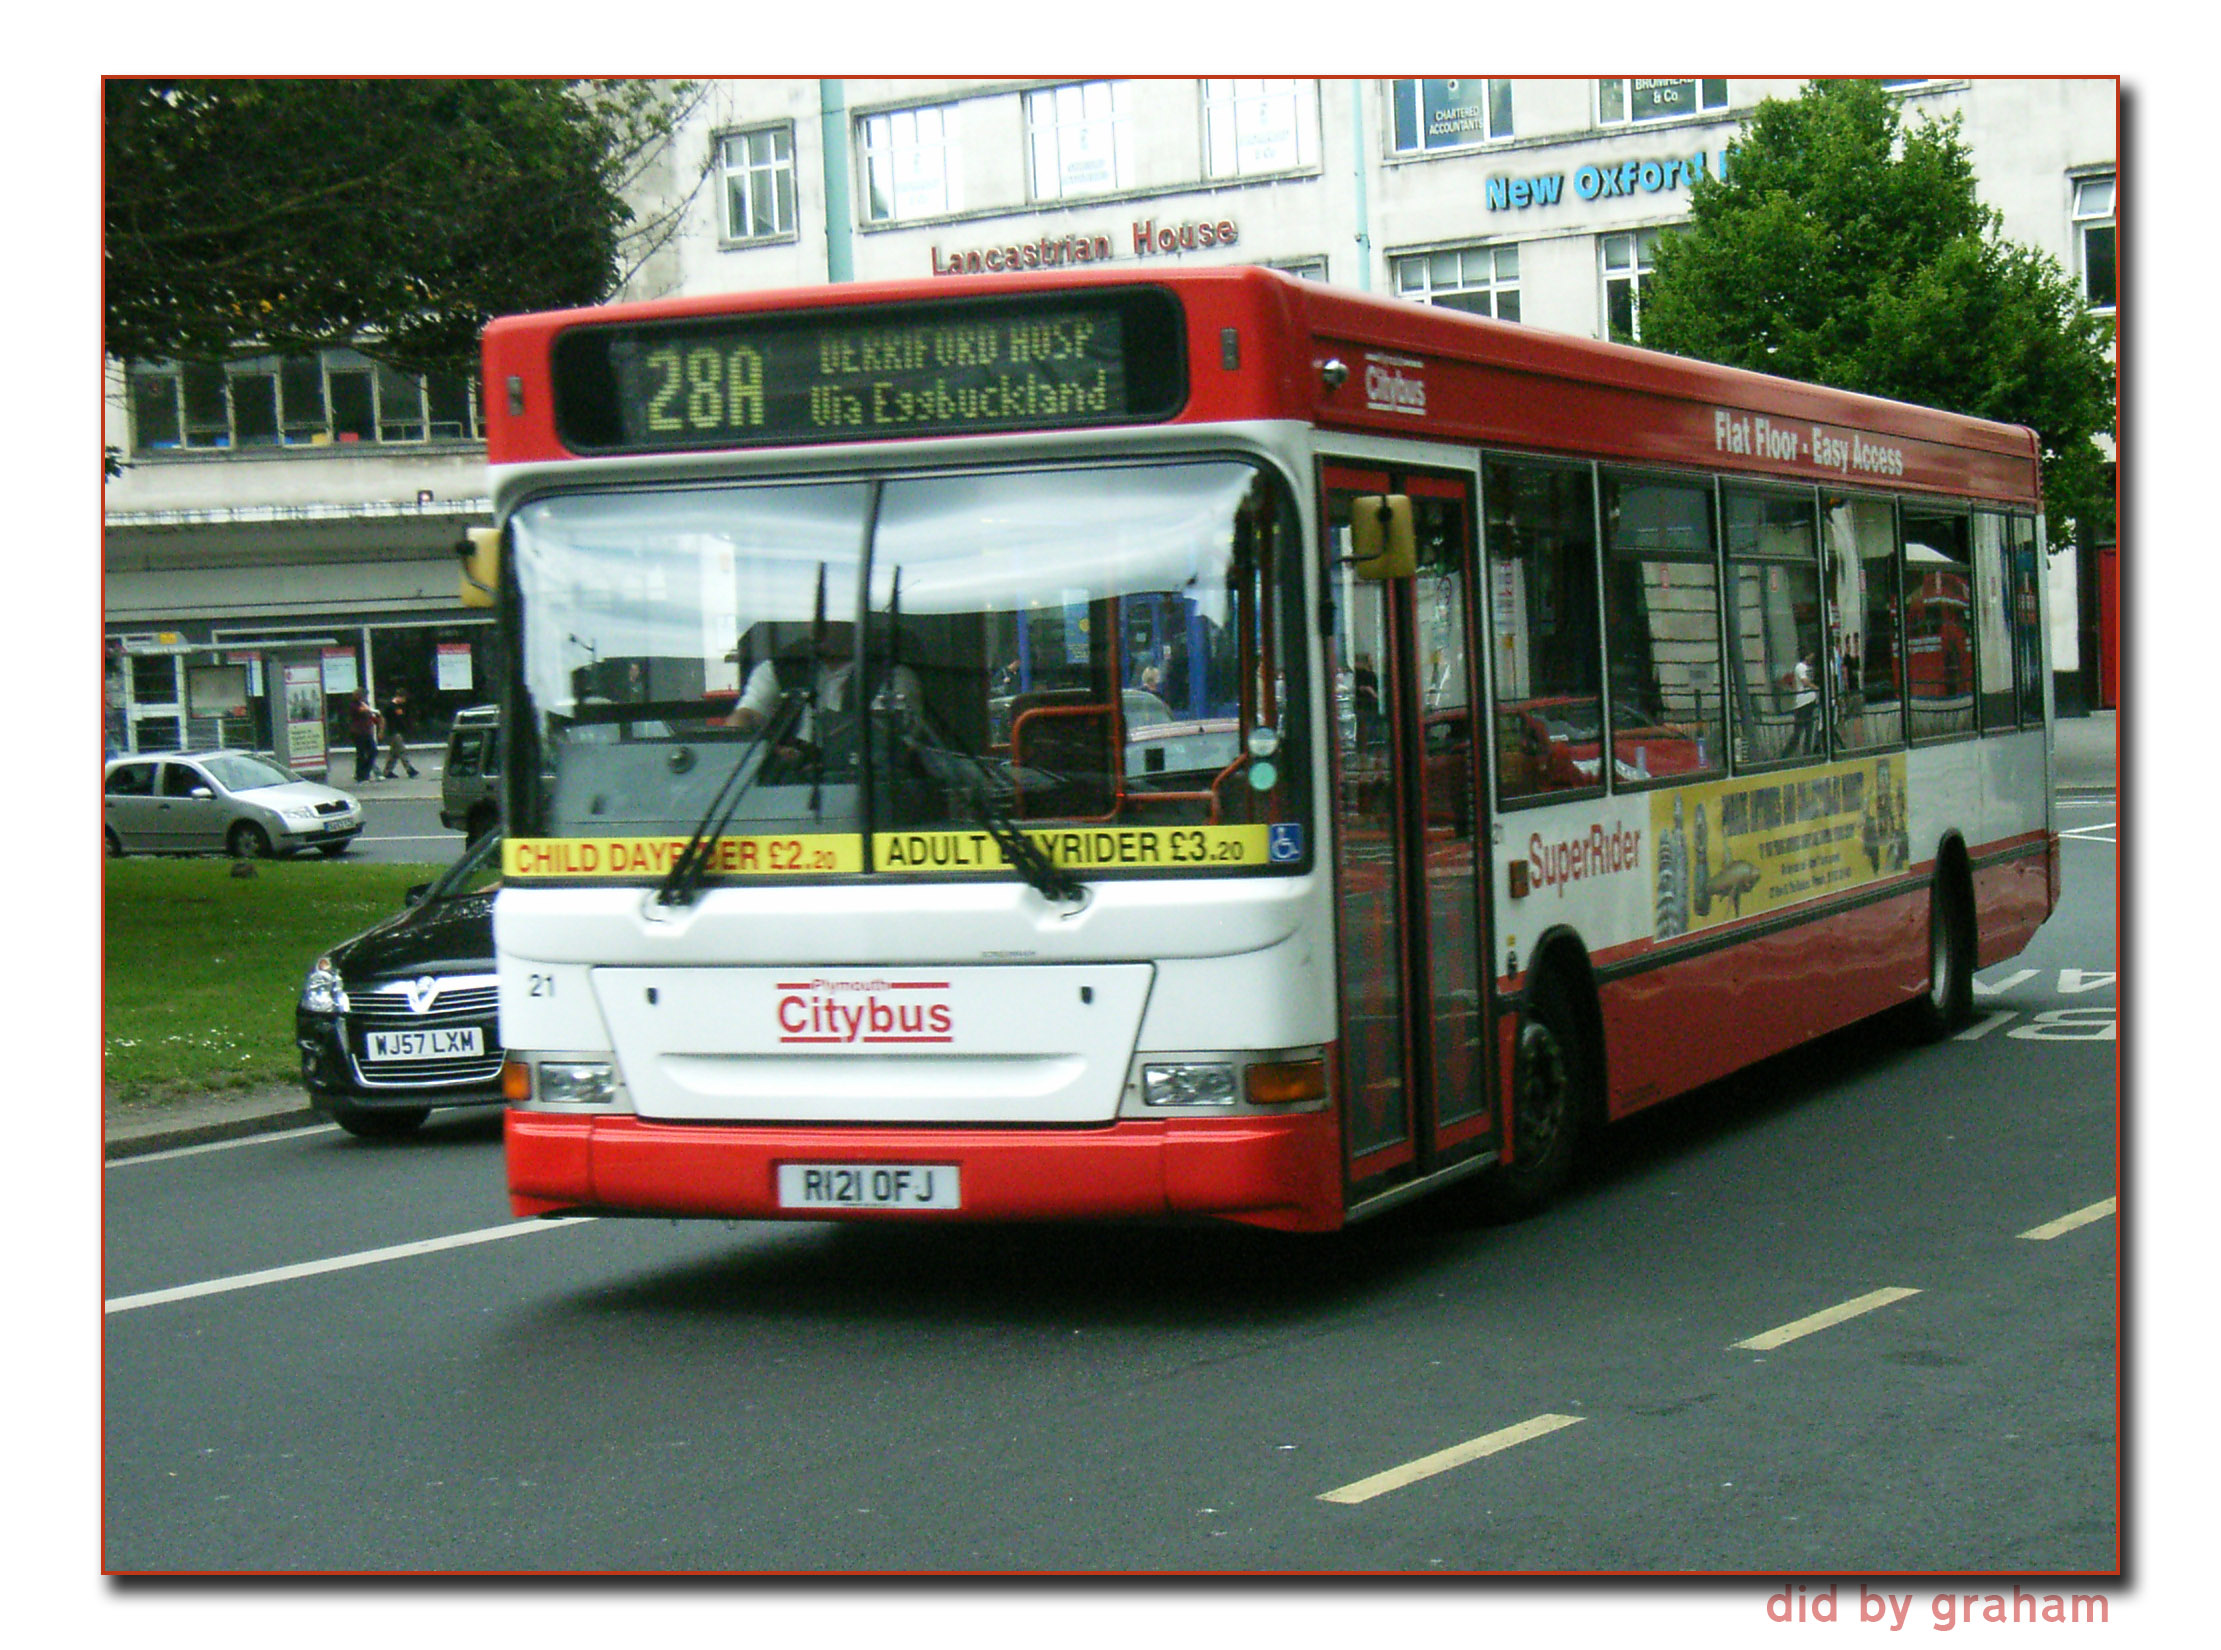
{"left": 365, "top": 1027, "right": 484, "bottom": 1061}
{"left": 776, "top": 1163, "right": 961, "bottom": 1211}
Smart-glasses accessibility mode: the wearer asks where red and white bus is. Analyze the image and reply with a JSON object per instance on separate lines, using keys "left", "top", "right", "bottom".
{"left": 480, "top": 267, "right": 2056, "bottom": 1231}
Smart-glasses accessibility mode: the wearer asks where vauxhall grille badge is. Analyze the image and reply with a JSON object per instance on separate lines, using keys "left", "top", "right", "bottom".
{"left": 402, "top": 977, "right": 443, "bottom": 1015}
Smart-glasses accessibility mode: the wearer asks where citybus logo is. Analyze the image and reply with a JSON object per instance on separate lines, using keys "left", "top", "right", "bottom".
{"left": 776, "top": 979, "right": 954, "bottom": 1045}
{"left": 1363, "top": 354, "right": 1427, "bottom": 417}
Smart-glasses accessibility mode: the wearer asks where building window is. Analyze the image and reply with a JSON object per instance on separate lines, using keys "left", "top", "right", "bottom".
{"left": 1266, "top": 256, "right": 1329, "bottom": 281}
{"left": 720, "top": 125, "right": 796, "bottom": 241}
{"left": 1389, "top": 79, "right": 1513, "bottom": 153}
{"left": 1602, "top": 228, "right": 1664, "bottom": 342}
{"left": 1599, "top": 78, "right": 1728, "bottom": 125}
{"left": 1203, "top": 79, "right": 1319, "bottom": 179}
{"left": 2073, "top": 173, "right": 2116, "bottom": 311}
{"left": 859, "top": 104, "right": 958, "bottom": 223}
{"left": 1027, "top": 81, "right": 1132, "bottom": 201}
{"left": 126, "top": 350, "right": 480, "bottom": 454}
{"left": 1393, "top": 244, "right": 1520, "bottom": 321}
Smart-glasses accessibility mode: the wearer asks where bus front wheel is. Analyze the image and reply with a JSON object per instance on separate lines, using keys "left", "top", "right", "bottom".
{"left": 1479, "top": 968, "right": 1590, "bottom": 1221}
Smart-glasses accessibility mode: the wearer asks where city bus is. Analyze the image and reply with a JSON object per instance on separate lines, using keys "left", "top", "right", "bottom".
{"left": 479, "top": 266, "right": 2056, "bottom": 1232}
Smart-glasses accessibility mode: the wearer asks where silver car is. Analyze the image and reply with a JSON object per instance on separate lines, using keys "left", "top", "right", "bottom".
{"left": 104, "top": 750, "right": 364, "bottom": 859}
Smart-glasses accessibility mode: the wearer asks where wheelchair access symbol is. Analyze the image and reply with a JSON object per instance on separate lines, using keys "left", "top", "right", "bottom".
{"left": 1268, "top": 824, "right": 1305, "bottom": 863}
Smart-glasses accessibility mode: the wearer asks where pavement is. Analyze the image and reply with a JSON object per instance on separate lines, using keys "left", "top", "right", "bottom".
{"left": 102, "top": 713, "right": 2119, "bottom": 1162}
{"left": 2053, "top": 707, "right": 2119, "bottom": 797}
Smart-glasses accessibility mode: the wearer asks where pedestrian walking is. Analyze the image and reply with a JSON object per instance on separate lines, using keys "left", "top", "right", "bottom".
{"left": 349, "top": 693, "right": 382, "bottom": 784}
{"left": 382, "top": 686, "right": 421, "bottom": 778}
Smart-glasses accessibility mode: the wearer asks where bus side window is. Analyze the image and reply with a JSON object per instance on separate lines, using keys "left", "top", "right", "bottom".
{"left": 1824, "top": 492, "right": 1904, "bottom": 753}
{"left": 1484, "top": 457, "right": 1602, "bottom": 801}
{"left": 1601, "top": 470, "right": 1725, "bottom": 782}
{"left": 1722, "top": 484, "right": 1821, "bottom": 767}
{"left": 1901, "top": 506, "right": 1974, "bottom": 741}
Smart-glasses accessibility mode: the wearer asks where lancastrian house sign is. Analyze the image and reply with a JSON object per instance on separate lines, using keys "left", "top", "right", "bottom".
{"left": 931, "top": 217, "right": 1241, "bottom": 275}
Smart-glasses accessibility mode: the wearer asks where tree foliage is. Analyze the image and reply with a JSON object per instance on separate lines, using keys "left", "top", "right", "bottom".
{"left": 105, "top": 78, "right": 704, "bottom": 378}
{"left": 1639, "top": 79, "right": 2116, "bottom": 551}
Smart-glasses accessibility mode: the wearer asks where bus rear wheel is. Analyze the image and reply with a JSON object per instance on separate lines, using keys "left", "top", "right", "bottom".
{"left": 1479, "top": 969, "right": 1590, "bottom": 1221}
{"left": 1904, "top": 864, "right": 1975, "bottom": 1042}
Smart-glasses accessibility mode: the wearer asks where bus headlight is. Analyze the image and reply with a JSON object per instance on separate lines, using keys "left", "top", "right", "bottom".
{"left": 539, "top": 1061, "right": 620, "bottom": 1106}
{"left": 1141, "top": 1062, "right": 1238, "bottom": 1108}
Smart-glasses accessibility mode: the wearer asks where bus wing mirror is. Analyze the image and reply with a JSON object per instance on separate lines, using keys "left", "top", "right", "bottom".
{"left": 458, "top": 526, "right": 501, "bottom": 609}
{"left": 1350, "top": 495, "right": 1416, "bottom": 580}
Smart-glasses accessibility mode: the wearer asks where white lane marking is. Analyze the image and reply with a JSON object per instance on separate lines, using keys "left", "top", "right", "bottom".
{"left": 1956, "top": 1011, "right": 2019, "bottom": 1041}
{"left": 2019, "top": 1198, "right": 2117, "bottom": 1242}
{"left": 1317, "top": 1413, "right": 1585, "bottom": 1505}
{"left": 105, "top": 1217, "right": 595, "bottom": 1315}
{"left": 106, "top": 1123, "right": 342, "bottom": 1166}
{"left": 1731, "top": 1287, "right": 1922, "bottom": 1352}
{"left": 2059, "top": 823, "right": 2116, "bottom": 841}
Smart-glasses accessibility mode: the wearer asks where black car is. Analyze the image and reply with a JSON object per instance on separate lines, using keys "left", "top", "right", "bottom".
{"left": 296, "top": 831, "right": 504, "bottom": 1137}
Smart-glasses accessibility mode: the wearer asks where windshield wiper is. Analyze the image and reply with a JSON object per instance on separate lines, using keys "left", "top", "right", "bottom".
{"left": 968, "top": 791, "right": 1086, "bottom": 904}
{"left": 897, "top": 713, "right": 1084, "bottom": 904}
{"left": 653, "top": 692, "right": 807, "bottom": 908}
{"left": 657, "top": 564, "right": 829, "bottom": 909}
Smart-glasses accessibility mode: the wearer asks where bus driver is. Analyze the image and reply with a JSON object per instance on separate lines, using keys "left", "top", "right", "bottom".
{"left": 728, "top": 623, "right": 925, "bottom": 768}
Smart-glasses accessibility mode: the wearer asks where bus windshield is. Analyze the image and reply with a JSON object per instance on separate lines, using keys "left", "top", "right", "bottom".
{"left": 509, "top": 457, "right": 1305, "bottom": 875}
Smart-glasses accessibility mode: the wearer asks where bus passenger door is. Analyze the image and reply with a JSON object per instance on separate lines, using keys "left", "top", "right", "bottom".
{"left": 1321, "top": 466, "right": 1498, "bottom": 1199}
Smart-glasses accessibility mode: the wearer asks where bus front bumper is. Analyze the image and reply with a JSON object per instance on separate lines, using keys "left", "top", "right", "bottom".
{"left": 505, "top": 1108, "right": 1346, "bottom": 1233}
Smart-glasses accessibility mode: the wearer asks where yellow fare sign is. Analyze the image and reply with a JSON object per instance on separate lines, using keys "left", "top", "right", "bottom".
{"left": 877, "top": 825, "right": 1274, "bottom": 871}
{"left": 502, "top": 826, "right": 1277, "bottom": 880}
{"left": 504, "top": 835, "right": 864, "bottom": 879}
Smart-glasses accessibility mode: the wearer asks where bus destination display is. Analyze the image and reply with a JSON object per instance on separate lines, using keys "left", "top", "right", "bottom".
{"left": 552, "top": 289, "right": 1186, "bottom": 452}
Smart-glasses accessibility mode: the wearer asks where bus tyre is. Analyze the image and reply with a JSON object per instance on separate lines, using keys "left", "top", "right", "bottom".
{"left": 1480, "top": 970, "right": 1589, "bottom": 1221}
{"left": 323, "top": 1097, "right": 430, "bottom": 1139}
{"left": 1904, "top": 866, "right": 1974, "bottom": 1043}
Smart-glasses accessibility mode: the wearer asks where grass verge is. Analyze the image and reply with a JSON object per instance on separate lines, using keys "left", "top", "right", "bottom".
{"left": 105, "top": 856, "right": 449, "bottom": 1106}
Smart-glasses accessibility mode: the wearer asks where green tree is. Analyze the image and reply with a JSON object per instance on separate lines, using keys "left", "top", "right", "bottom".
{"left": 105, "top": 78, "right": 705, "bottom": 379}
{"left": 1639, "top": 79, "right": 2115, "bottom": 554}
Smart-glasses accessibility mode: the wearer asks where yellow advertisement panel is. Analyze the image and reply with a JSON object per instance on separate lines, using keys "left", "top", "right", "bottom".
{"left": 503, "top": 824, "right": 1280, "bottom": 880}
{"left": 1648, "top": 755, "right": 1909, "bottom": 939}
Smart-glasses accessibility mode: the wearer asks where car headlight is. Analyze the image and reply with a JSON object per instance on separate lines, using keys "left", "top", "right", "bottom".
{"left": 301, "top": 957, "right": 347, "bottom": 1015}
{"left": 281, "top": 804, "right": 322, "bottom": 822}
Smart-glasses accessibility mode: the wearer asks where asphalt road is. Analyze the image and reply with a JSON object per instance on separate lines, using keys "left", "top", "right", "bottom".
{"left": 345, "top": 792, "right": 465, "bottom": 866}
{"left": 102, "top": 818, "right": 2118, "bottom": 1575}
